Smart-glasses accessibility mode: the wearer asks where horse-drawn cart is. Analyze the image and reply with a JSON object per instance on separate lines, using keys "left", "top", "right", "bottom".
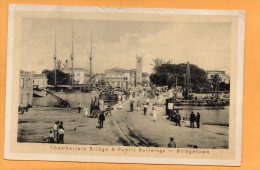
{"left": 89, "top": 94, "right": 117, "bottom": 118}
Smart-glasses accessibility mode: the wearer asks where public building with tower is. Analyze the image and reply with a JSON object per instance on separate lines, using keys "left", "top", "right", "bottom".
{"left": 104, "top": 55, "right": 146, "bottom": 90}
{"left": 136, "top": 55, "right": 143, "bottom": 86}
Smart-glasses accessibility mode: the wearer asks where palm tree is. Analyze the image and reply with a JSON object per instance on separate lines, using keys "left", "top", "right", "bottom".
{"left": 211, "top": 74, "right": 221, "bottom": 99}
{"left": 150, "top": 58, "right": 171, "bottom": 72}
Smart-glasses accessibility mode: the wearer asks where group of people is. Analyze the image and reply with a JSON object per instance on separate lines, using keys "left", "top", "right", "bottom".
{"left": 129, "top": 100, "right": 142, "bottom": 112}
{"left": 171, "top": 110, "right": 182, "bottom": 126}
{"left": 129, "top": 99, "right": 158, "bottom": 122}
{"left": 44, "top": 121, "right": 65, "bottom": 144}
{"left": 169, "top": 109, "right": 201, "bottom": 128}
{"left": 189, "top": 111, "right": 201, "bottom": 128}
{"left": 77, "top": 103, "right": 90, "bottom": 117}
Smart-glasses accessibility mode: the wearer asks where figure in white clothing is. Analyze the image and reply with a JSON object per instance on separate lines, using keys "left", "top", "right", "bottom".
{"left": 146, "top": 98, "right": 150, "bottom": 105}
{"left": 122, "top": 95, "right": 125, "bottom": 102}
{"left": 118, "top": 101, "right": 123, "bottom": 109}
{"left": 129, "top": 93, "right": 133, "bottom": 100}
{"left": 84, "top": 106, "right": 89, "bottom": 117}
{"left": 152, "top": 107, "right": 157, "bottom": 122}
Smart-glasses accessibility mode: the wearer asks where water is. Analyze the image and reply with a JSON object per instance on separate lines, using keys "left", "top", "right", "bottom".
{"left": 179, "top": 106, "right": 229, "bottom": 126}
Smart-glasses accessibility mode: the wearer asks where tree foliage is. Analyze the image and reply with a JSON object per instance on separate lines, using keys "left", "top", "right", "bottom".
{"left": 150, "top": 63, "right": 210, "bottom": 92}
{"left": 150, "top": 58, "right": 171, "bottom": 72}
{"left": 42, "top": 69, "right": 70, "bottom": 86}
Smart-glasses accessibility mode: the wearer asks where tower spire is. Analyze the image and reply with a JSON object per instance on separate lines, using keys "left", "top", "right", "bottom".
{"left": 89, "top": 31, "right": 93, "bottom": 78}
{"left": 54, "top": 30, "right": 57, "bottom": 86}
{"left": 70, "top": 29, "right": 74, "bottom": 87}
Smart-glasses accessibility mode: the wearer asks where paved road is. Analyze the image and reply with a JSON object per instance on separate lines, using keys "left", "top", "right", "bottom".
{"left": 18, "top": 95, "right": 228, "bottom": 148}
{"left": 112, "top": 96, "right": 229, "bottom": 149}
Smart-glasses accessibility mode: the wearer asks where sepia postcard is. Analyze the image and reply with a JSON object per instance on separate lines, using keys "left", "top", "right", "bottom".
{"left": 4, "top": 4, "right": 245, "bottom": 166}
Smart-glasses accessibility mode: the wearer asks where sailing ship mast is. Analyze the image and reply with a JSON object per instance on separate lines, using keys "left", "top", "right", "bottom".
{"left": 70, "top": 30, "right": 74, "bottom": 87}
{"left": 89, "top": 31, "right": 93, "bottom": 78}
{"left": 185, "top": 62, "right": 191, "bottom": 99}
{"left": 54, "top": 30, "right": 57, "bottom": 87}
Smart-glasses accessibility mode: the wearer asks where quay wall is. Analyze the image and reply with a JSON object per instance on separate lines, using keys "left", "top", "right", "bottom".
{"left": 33, "top": 92, "right": 98, "bottom": 108}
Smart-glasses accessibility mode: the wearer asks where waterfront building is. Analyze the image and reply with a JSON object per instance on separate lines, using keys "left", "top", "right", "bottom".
{"left": 206, "top": 70, "right": 230, "bottom": 84}
{"left": 33, "top": 74, "right": 48, "bottom": 89}
{"left": 104, "top": 68, "right": 131, "bottom": 89}
{"left": 63, "top": 67, "right": 89, "bottom": 85}
{"left": 94, "top": 73, "right": 106, "bottom": 85}
{"left": 20, "top": 70, "right": 33, "bottom": 106}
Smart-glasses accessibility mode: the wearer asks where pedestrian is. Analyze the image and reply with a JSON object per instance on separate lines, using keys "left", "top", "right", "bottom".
{"left": 122, "top": 94, "right": 125, "bottom": 102}
{"left": 190, "top": 111, "right": 196, "bottom": 128}
{"left": 129, "top": 93, "right": 133, "bottom": 100}
{"left": 171, "top": 110, "right": 176, "bottom": 122}
{"left": 104, "top": 103, "right": 108, "bottom": 111}
{"left": 77, "top": 103, "right": 82, "bottom": 113}
{"left": 48, "top": 130, "right": 55, "bottom": 143}
{"left": 47, "top": 130, "right": 55, "bottom": 143}
{"left": 136, "top": 101, "right": 141, "bottom": 111}
{"left": 146, "top": 98, "right": 150, "bottom": 105}
{"left": 168, "top": 137, "right": 176, "bottom": 148}
{"left": 175, "top": 110, "right": 181, "bottom": 126}
{"left": 130, "top": 100, "right": 134, "bottom": 112}
{"left": 98, "top": 112, "right": 105, "bottom": 128}
{"left": 196, "top": 112, "right": 201, "bottom": 128}
{"left": 58, "top": 125, "right": 65, "bottom": 144}
{"left": 118, "top": 101, "right": 123, "bottom": 109}
{"left": 144, "top": 103, "right": 148, "bottom": 115}
{"left": 53, "top": 121, "right": 59, "bottom": 142}
{"left": 152, "top": 106, "right": 157, "bottom": 122}
{"left": 84, "top": 106, "right": 89, "bottom": 117}
{"left": 118, "top": 94, "right": 122, "bottom": 101}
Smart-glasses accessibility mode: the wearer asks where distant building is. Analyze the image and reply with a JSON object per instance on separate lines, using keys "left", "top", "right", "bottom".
{"left": 94, "top": 73, "right": 105, "bottom": 84}
{"left": 20, "top": 70, "right": 33, "bottom": 106}
{"left": 142, "top": 72, "right": 150, "bottom": 86}
{"left": 207, "top": 70, "right": 230, "bottom": 84}
{"left": 103, "top": 55, "right": 145, "bottom": 89}
{"left": 105, "top": 68, "right": 131, "bottom": 89}
{"left": 63, "top": 67, "right": 89, "bottom": 85}
{"left": 136, "top": 55, "right": 143, "bottom": 86}
{"left": 33, "top": 74, "right": 48, "bottom": 89}
{"left": 129, "top": 69, "right": 137, "bottom": 87}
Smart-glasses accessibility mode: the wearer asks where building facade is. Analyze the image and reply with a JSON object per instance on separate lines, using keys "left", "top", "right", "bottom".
{"left": 105, "top": 68, "right": 135, "bottom": 89}
{"left": 142, "top": 72, "right": 150, "bottom": 86}
{"left": 20, "top": 70, "right": 33, "bottom": 106}
{"left": 33, "top": 74, "right": 48, "bottom": 89}
{"left": 207, "top": 70, "right": 230, "bottom": 84}
{"left": 63, "top": 67, "right": 89, "bottom": 85}
{"left": 94, "top": 73, "right": 106, "bottom": 85}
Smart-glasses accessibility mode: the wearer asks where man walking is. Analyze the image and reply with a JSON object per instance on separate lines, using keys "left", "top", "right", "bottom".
{"left": 98, "top": 112, "right": 105, "bottom": 128}
{"left": 77, "top": 103, "right": 82, "bottom": 113}
{"left": 190, "top": 111, "right": 195, "bottom": 128}
{"left": 196, "top": 112, "right": 201, "bottom": 128}
{"left": 152, "top": 105, "right": 157, "bottom": 122}
{"left": 144, "top": 103, "right": 148, "bottom": 115}
{"left": 175, "top": 110, "right": 181, "bottom": 126}
{"left": 130, "top": 100, "right": 134, "bottom": 112}
{"left": 136, "top": 101, "right": 141, "bottom": 111}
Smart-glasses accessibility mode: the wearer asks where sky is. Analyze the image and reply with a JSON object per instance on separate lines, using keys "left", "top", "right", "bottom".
{"left": 20, "top": 17, "right": 232, "bottom": 74}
